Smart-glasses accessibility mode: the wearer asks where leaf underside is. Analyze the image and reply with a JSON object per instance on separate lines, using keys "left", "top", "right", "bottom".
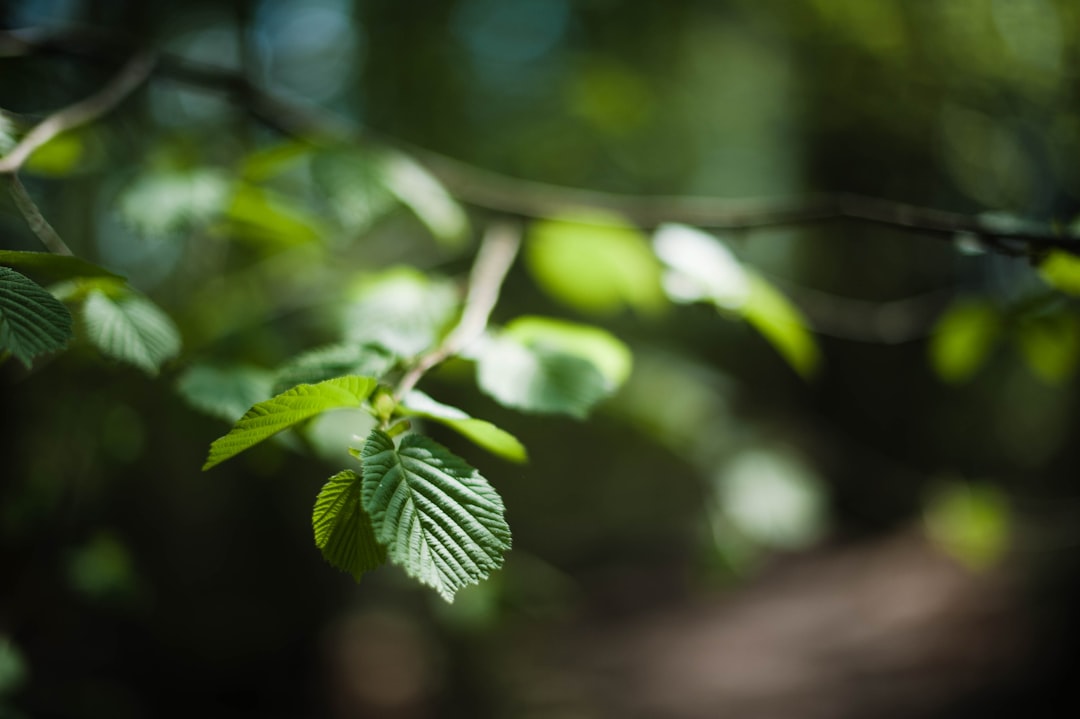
{"left": 313, "top": 470, "right": 386, "bottom": 580}
{"left": 361, "top": 429, "right": 511, "bottom": 602}
{"left": 0, "top": 266, "right": 73, "bottom": 367}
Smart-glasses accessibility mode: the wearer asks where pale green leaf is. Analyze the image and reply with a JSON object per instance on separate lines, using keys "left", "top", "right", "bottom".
{"left": 1016, "top": 312, "right": 1080, "bottom": 385}
{"left": 342, "top": 267, "right": 459, "bottom": 357}
{"left": 526, "top": 213, "right": 665, "bottom": 316}
{"left": 924, "top": 481, "right": 1011, "bottom": 570}
{"left": 83, "top": 289, "right": 181, "bottom": 376}
{"left": 503, "top": 316, "right": 632, "bottom": 389}
{"left": 0, "top": 251, "right": 123, "bottom": 283}
{"left": 929, "top": 298, "right": 1002, "bottom": 383}
{"left": 240, "top": 140, "right": 314, "bottom": 182}
{"left": 400, "top": 390, "right": 528, "bottom": 463}
{"left": 1038, "top": 251, "right": 1080, "bottom": 296}
{"left": 203, "top": 375, "right": 378, "bottom": 470}
{"left": 223, "top": 184, "right": 327, "bottom": 246}
{"left": 25, "top": 130, "right": 88, "bottom": 176}
{"left": 476, "top": 334, "right": 610, "bottom": 418}
{"left": 119, "top": 168, "right": 231, "bottom": 237}
{"left": 313, "top": 147, "right": 398, "bottom": 235}
{"left": 654, "top": 223, "right": 749, "bottom": 310}
{"left": 0, "top": 266, "right": 73, "bottom": 367}
{"left": 361, "top": 429, "right": 511, "bottom": 602}
{"left": 313, "top": 469, "right": 386, "bottom": 580}
{"left": 273, "top": 343, "right": 396, "bottom": 395}
{"left": 379, "top": 150, "right": 469, "bottom": 247}
{"left": 177, "top": 363, "right": 275, "bottom": 422}
{"left": 742, "top": 272, "right": 820, "bottom": 378}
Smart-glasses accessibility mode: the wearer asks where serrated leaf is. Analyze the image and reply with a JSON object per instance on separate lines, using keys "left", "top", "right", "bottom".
{"left": 273, "top": 343, "right": 396, "bottom": 395}
{"left": 1038, "top": 251, "right": 1080, "bottom": 296}
{"left": 476, "top": 334, "right": 609, "bottom": 418}
{"left": 177, "top": 363, "right": 275, "bottom": 422}
{"left": 526, "top": 213, "right": 665, "bottom": 316}
{"left": 0, "top": 266, "right": 73, "bottom": 367}
{"left": 929, "top": 298, "right": 1002, "bottom": 383}
{"left": 342, "top": 267, "right": 460, "bottom": 357}
{"left": 313, "top": 470, "right": 387, "bottom": 581}
{"left": 379, "top": 150, "right": 468, "bottom": 247}
{"left": 742, "top": 272, "right": 820, "bottom": 378}
{"left": 203, "top": 375, "right": 378, "bottom": 470}
{"left": 400, "top": 390, "right": 528, "bottom": 463}
{"left": 0, "top": 251, "right": 124, "bottom": 282}
{"left": 1015, "top": 312, "right": 1080, "bottom": 385}
{"left": 503, "top": 316, "right": 632, "bottom": 389}
{"left": 83, "top": 289, "right": 181, "bottom": 376}
{"left": 361, "top": 429, "right": 511, "bottom": 602}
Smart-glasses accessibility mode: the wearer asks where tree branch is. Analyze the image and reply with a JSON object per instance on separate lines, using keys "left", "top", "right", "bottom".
{"left": 394, "top": 221, "right": 522, "bottom": 400}
{"left": 8, "top": 175, "right": 72, "bottom": 255}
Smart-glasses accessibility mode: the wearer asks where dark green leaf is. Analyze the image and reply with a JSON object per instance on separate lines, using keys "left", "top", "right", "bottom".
{"left": 0, "top": 266, "right": 73, "bottom": 367}
{"left": 83, "top": 289, "right": 181, "bottom": 376}
{"left": 313, "top": 470, "right": 386, "bottom": 581}
{"left": 0, "top": 251, "right": 123, "bottom": 282}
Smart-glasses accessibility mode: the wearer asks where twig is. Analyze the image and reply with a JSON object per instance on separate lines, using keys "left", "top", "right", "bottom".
{"left": 8, "top": 175, "right": 72, "bottom": 255}
{"left": 395, "top": 221, "right": 522, "bottom": 400}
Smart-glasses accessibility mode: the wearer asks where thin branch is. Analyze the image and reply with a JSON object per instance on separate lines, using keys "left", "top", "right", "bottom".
{"left": 395, "top": 221, "right": 522, "bottom": 400}
{"left": 8, "top": 175, "right": 72, "bottom": 254}
{"left": 3, "top": 27, "right": 1079, "bottom": 257}
{"left": 0, "top": 49, "right": 156, "bottom": 174}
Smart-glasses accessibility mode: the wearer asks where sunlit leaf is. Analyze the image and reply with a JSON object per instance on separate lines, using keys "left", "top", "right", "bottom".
{"left": 119, "top": 168, "right": 231, "bottom": 237}
{"left": 342, "top": 267, "right": 459, "bottom": 357}
{"left": 924, "top": 481, "right": 1011, "bottom": 570}
{"left": 313, "top": 469, "right": 386, "bottom": 580}
{"left": 1038, "top": 251, "right": 1080, "bottom": 296}
{"left": 654, "top": 223, "right": 750, "bottom": 310}
{"left": 379, "top": 150, "right": 469, "bottom": 247}
{"left": 742, "top": 272, "right": 820, "bottom": 378}
{"left": 240, "top": 140, "right": 314, "bottom": 182}
{"left": 83, "top": 289, "right": 181, "bottom": 376}
{"left": 361, "top": 429, "right": 511, "bottom": 602}
{"left": 526, "top": 213, "right": 665, "bottom": 316}
{"left": 476, "top": 334, "right": 610, "bottom": 418}
{"left": 503, "top": 315, "right": 632, "bottom": 388}
{"left": 203, "top": 375, "right": 378, "bottom": 470}
{"left": 0, "top": 266, "right": 73, "bottom": 367}
{"left": 273, "top": 343, "right": 396, "bottom": 395}
{"left": 1016, "top": 312, "right": 1080, "bottom": 385}
{"left": 0, "top": 250, "right": 124, "bottom": 282}
{"left": 177, "top": 363, "right": 275, "bottom": 422}
{"left": 401, "top": 390, "right": 528, "bottom": 463}
{"left": 24, "top": 130, "right": 87, "bottom": 176}
{"left": 223, "top": 184, "right": 326, "bottom": 246}
{"left": 929, "top": 298, "right": 1002, "bottom": 383}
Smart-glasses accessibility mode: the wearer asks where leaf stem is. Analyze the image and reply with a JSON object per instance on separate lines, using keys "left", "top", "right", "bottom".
{"left": 394, "top": 221, "right": 522, "bottom": 400}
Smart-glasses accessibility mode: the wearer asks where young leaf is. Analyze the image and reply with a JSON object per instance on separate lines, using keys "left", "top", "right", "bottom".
{"left": 476, "top": 335, "right": 610, "bottom": 419}
{"left": 273, "top": 343, "right": 396, "bottom": 396}
{"left": 177, "top": 363, "right": 275, "bottom": 422}
{"left": 929, "top": 298, "right": 1001, "bottom": 383}
{"left": 503, "top": 316, "right": 633, "bottom": 389}
{"left": 0, "top": 266, "right": 73, "bottom": 367}
{"left": 203, "top": 375, "right": 378, "bottom": 470}
{"left": 361, "top": 429, "right": 512, "bottom": 602}
{"left": 83, "top": 289, "right": 181, "bottom": 376}
{"left": 400, "top": 390, "right": 528, "bottom": 463}
{"left": 313, "top": 470, "right": 386, "bottom": 580}
{"left": 0, "top": 251, "right": 124, "bottom": 282}
{"left": 742, "top": 272, "right": 820, "bottom": 379}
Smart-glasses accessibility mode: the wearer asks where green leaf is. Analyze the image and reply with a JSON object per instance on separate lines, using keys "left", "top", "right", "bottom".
{"left": 119, "top": 168, "right": 231, "bottom": 238}
{"left": 273, "top": 343, "right": 396, "bottom": 395}
{"left": 313, "top": 147, "right": 398, "bottom": 235}
{"left": 222, "top": 184, "right": 327, "bottom": 246}
{"left": 929, "top": 298, "right": 1002, "bottom": 383}
{"left": 654, "top": 223, "right": 750, "bottom": 310}
{"left": 360, "top": 429, "right": 511, "bottom": 602}
{"left": 177, "top": 363, "right": 275, "bottom": 422}
{"left": 25, "top": 130, "right": 89, "bottom": 176}
{"left": 1038, "top": 251, "right": 1080, "bottom": 296}
{"left": 400, "top": 390, "right": 528, "bottom": 463}
{"left": 0, "top": 635, "right": 27, "bottom": 697}
{"left": 526, "top": 213, "right": 665, "bottom": 316}
{"left": 313, "top": 470, "right": 387, "bottom": 581}
{"left": 742, "top": 272, "right": 820, "bottom": 378}
{"left": 240, "top": 140, "right": 314, "bottom": 182}
{"left": 342, "top": 267, "right": 460, "bottom": 357}
{"left": 1016, "top": 312, "right": 1080, "bottom": 385}
{"left": 475, "top": 334, "right": 610, "bottom": 418}
{"left": 83, "top": 289, "right": 181, "bottom": 376}
{"left": 503, "top": 316, "right": 633, "bottom": 389}
{"left": 379, "top": 150, "right": 469, "bottom": 247}
{"left": 0, "top": 266, "right": 73, "bottom": 367}
{"left": 0, "top": 251, "right": 124, "bottom": 283}
{"left": 203, "top": 375, "right": 378, "bottom": 470}
{"left": 924, "top": 481, "right": 1011, "bottom": 570}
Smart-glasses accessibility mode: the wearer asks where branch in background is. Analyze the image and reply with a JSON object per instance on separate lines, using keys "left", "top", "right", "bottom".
{"left": 2, "top": 28, "right": 1078, "bottom": 257}
{"left": 8, "top": 175, "right": 72, "bottom": 255}
{"left": 395, "top": 222, "right": 522, "bottom": 400}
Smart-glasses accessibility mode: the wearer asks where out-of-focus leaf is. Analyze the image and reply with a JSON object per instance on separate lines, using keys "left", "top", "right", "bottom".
{"left": 475, "top": 334, "right": 610, "bottom": 418}
{"left": 203, "top": 375, "right": 378, "bottom": 470}
{"left": 1038, "top": 251, "right": 1080, "bottom": 296}
{"left": 742, "top": 272, "right": 820, "bottom": 378}
{"left": 929, "top": 298, "right": 1002, "bottom": 383}
{"left": 503, "top": 315, "right": 632, "bottom": 389}
{"left": 1016, "top": 312, "right": 1080, "bottom": 385}
{"left": 66, "top": 532, "right": 138, "bottom": 600}
{"left": 83, "top": 289, "right": 181, "bottom": 376}
{"left": 313, "top": 470, "right": 386, "bottom": 581}
{"left": 0, "top": 112, "right": 17, "bottom": 155}
{"left": 401, "top": 390, "right": 528, "bottom": 463}
{"left": 924, "top": 481, "right": 1011, "bottom": 570}
{"left": 654, "top": 223, "right": 750, "bottom": 310}
{"left": 0, "top": 635, "right": 27, "bottom": 697}
{"left": 177, "top": 363, "right": 275, "bottom": 422}
{"left": 24, "top": 130, "right": 86, "bottom": 176}
{"left": 273, "top": 343, "right": 396, "bottom": 395}
{"left": 240, "top": 140, "right": 314, "bottom": 182}
{"left": 0, "top": 266, "right": 73, "bottom": 367}
{"left": 379, "top": 150, "right": 468, "bottom": 247}
{"left": 526, "top": 213, "right": 665, "bottom": 316}
{"left": 342, "top": 267, "right": 460, "bottom": 358}
{"left": 223, "top": 184, "right": 327, "bottom": 246}
{"left": 0, "top": 251, "right": 123, "bottom": 283}
{"left": 313, "top": 148, "right": 398, "bottom": 235}
{"left": 361, "top": 429, "right": 511, "bottom": 602}
{"left": 119, "top": 168, "right": 231, "bottom": 237}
